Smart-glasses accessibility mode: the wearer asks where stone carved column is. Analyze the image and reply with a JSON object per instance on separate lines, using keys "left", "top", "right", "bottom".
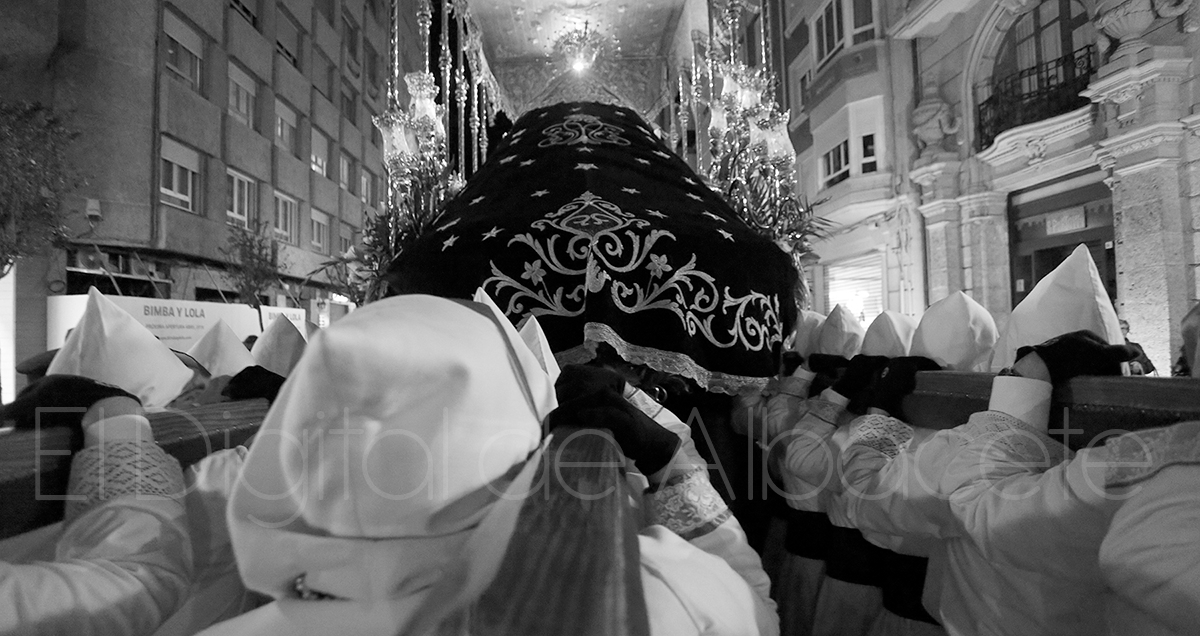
{"left": 1086, "top": 47, "right": 1193, "bottom": 369}
{"left": 1106, "top": 167, "right": 1190, "bottom": 368}
{"left": 1181, "top": 114, "right": 1200, "bottom": 302}
{"left": 912, "top": 161, "right": 963, "bottom": 304}
{"left": 918, "top": 200, "right": 963, "bottom": 303}
{"left": 885, "top": 196, "right": 928, "bottom": 315}
{"left": 958, "top": 192, "right": 1012, "bottom": 326}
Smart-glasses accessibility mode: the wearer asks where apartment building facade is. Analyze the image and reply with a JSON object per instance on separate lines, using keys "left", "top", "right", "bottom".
{"left": 1, "top": 0, "right": 425, "bottom": 393}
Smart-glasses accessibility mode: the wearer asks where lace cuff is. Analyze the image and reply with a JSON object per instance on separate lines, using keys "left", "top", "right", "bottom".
{"left": 960, "top": 411, "right": 1067, "bottom": 466}
{"left": 624, "top": 386, "right": 666, "bottom": 420}
{"left": 65, "top": 440, "right": 185, "bottom": 524}
{"left": 1105, "top": 421, "right": 1200, "bottom": 488}
{"left": 847, "top": 414, "right": 915, "bottom": 459}
{"left": 805, "top": 399, "right": 845, "bottom": 428}
{"left": 776, "top": 375, "right": 812, "bottom": 398}
{"left": 646, "top": 468, "right": 732, "bottom": 540}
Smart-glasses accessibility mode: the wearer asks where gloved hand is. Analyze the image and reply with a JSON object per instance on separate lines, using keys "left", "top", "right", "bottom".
{"left": 1015, "top": 330, "right": 1140, "bottom": 385}
{"left": 221, "top": 365, "right": 287, "bottom": 404}
{"left": 547, "top": 387, "right": 681, "bottom": 475}
{"left": 831, "top": 355, "right": 890, "bottom": 405}
{"left": 1, "top": 374, "right": 140, "bottom": 432}
{"left": 555, "top": 364, "right": 627, "bottom": 403}
{"left": 870, "top": 356, "right": 942, "bottom": 419}
{"left": 781, "top": 351, "right": 805, "bottom": 376}
{"left": 808, "top": 354, "right": 850, "bottom": 377}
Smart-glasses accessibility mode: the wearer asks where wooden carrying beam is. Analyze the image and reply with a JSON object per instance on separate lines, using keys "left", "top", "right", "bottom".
{"left": 902, "top": 372, "right": 1200, "bottom": 449}
{"left": 465, "top": 425, "right": 650, "bottom": 636}
{"left": 0, "top": 399, "right": 267, "bottom": 539}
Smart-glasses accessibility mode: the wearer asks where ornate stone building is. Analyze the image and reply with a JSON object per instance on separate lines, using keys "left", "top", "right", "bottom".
{"left": 779, "top": 0, "right": 1200, "bottom": 367}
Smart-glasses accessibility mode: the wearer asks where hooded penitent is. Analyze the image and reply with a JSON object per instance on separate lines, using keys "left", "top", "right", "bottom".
{"left": 227, "top": 295, "right": 555, "bottom": 613}
{"left": 860, "top": 310, "right": 918, "bottom": 358}
{"left": 992, "top": 244, "right": 1122, "bottom": 370}
{"left": 188, "top": 319, "right": 256, "bottom": 378}
{"left": 46, "top": 287, "right": 193, "bottom": 408}
{"left": 910, "top": 291, "right": 998, "bottom": 371}
{"left": 251, "top": 315, "right": 307, "bottom": 377}
{"left": 814, "top": 305, "right": 865, "bottom": 358}
{"left": 518, "top": 315, "right": 561, "bottom": 384}
{"left": 790, "top": 310, "right": 826, "bottom": 359}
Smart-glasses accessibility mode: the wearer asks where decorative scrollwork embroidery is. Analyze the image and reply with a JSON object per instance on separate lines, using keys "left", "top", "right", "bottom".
{"left": 538, "top": 114, "right": 631, "bottom": 147}
{"left": 482, "top": 191, "right": 785, "bottom": 356}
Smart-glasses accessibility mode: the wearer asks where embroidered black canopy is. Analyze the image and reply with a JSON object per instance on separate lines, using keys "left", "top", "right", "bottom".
{"left": 387, "top": 101, "right": 797, "bottom": 394}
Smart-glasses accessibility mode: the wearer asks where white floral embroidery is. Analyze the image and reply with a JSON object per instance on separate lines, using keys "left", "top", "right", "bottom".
{"left": 522, "top": 259, "right": 547, "bottom": 286}
{"left": 483, "top": 191, "right": 784, "bottom": 357}
{"left": 647, "top": 468, "right": 731, "bottom": 540}
{"left": 1105, "top": 420, "right": 1200, "bottom": 488}
{"left": 647, "top": 254, "right": 671, "bottom": 278}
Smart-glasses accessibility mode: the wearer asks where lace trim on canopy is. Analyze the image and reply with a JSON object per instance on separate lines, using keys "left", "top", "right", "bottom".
{"left": 557, "top": 322, "right": 771, "bottom": 396}
{"left": 960, "top": 411, "right": 1068, "bottom": 467}
{"left": 847, "top": 414, "right": 915, "bottom": 459}
{"left": 65, "top": 440, "right": 185, "bottom": 524}
{"left": 646, "top": 468, "right": 731, "bottom": 540}
{"left": 1105, "top": 420, "right": 1200, "bottom": 488}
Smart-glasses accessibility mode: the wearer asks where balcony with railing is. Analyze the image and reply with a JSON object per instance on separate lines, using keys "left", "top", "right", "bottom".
{"left": 975, "top": 44, "right": 1097, "bottom": 151}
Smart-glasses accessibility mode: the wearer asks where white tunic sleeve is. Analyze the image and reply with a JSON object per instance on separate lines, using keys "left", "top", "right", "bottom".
{"left": 645, "top": 468, "right": 779, "bottom": 636}
{"left": 0, "top": 415, "right": 192, "bottom": 636}
{"left": 942, "top": 410, "right": 1112, "bottom": 578}
{"left": 730, "top": 372, "right": 814, "bottom": 439}
{"left": 830, "top": 418, "right": 964, "bottom": 543}
{"left": 640, "top": 526, "right": 779, "bottom": 636}
{"left": 1100, "top": 424, "right": 1200, "bottom": 636}
{"left": 776, "top": 395, "right": 847, "bottom": 512}
{"left": 153, "top": 447, "right": 256, "bottom": 636}
{"left": 625, "top": 386, "right": 707, "bottom": 474}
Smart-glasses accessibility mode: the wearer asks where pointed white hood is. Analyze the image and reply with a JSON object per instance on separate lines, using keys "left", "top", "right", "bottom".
{"left": 46, "top": 287, "right": 193, "bottom": 408}
{"left": 251, "top": 314, "right": 308, "bottom": 377}
{"left": 991, "top": 244, "right": 1122, "bottom": 370}
{"left": 861, "top": 311, "right": 919, "bottom": 358}
{"left": 518, "top": 315, "right": 561, "bottom": 385}
{"left": 228, "top": 295, "right": 547, "bottom": 604}
{"left": 473, "top": 288, "right": 557, "bottom": 423}
{"left": 911, "top": 291, "right": 998, "bottom": 371}
{"left": 790, "top": 310, "right": 826, "bottom": 359}
{"left": 814, "top": 305, "right": 864, "bottom": 358}
{"left": 188, "top": 319, "right": 256, "bottom": 378}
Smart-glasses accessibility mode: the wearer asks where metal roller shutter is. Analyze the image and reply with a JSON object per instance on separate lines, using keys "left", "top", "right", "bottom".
{"left": 824, "top": 252, "right": 883, "bottom": 325}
